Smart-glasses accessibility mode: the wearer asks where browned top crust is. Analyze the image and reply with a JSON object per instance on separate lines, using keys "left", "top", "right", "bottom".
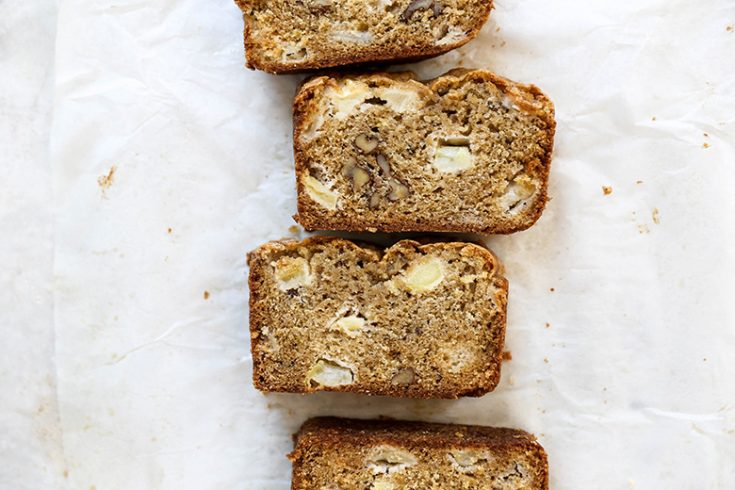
{"left": 292, "top": 69, "right": 556, "bottom": 234}
{"left": 236, "top": 0, "right": 495, "bottom": 73}
{"left": 293, "top": 417, "right": 543, "bottom": 451}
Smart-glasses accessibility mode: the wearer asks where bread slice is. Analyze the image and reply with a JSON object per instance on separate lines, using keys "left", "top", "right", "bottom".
{"left": 293, "top": 69, "right": 555, "bottom": 234}
{"left": 247, "top": 237, "right": 508, "bottom": 398}
{"left": 234, "top": 0, "right": 494, "bottom": 73}
{"left": 289, "top": 417, "right": 549, "bottom": 489}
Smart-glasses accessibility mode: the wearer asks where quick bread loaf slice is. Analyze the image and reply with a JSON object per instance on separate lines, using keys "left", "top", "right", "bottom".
{"left": 293, "top": 69, "right": 555, "bottom": 234}
{"left": 290, "top": 417, "right": 549, "bottom": 489}
{"left": 235, "top": 0, "right": 494, "bottom": 73}
{"left": 247, "top": 237, "right": 508, "bottom": 399}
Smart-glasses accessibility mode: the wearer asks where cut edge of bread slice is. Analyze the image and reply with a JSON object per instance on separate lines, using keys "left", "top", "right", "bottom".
{"left": 289, "top": 417, "right": 550, "bottom": 489}
{"left": 247, "top": 236, "right": 508, "bottom": 399}
{"left": 235, "top": 1, "right": 495, "bottom": 73}
{"left": 292, "top": 68, "right": 556, "bottom": 234}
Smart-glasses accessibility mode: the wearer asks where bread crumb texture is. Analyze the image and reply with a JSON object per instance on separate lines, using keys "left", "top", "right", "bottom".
{"left": 236, "top": 0, "right": 494, "bottom": 72}
{"left": 248, "top": 237, "right": 508, "bottom": 398}
{"left": 289, "top": 417, "right": 549, "bottom": 489}
{"left": 294, "top": 69, "right": 555, "bottom": 234}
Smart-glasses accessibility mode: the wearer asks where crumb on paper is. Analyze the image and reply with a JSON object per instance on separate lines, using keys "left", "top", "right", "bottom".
{"left": 543, "top": 357, "right": 549, "bottom": 364}
{"left": 638, "top": 224, "right": 650, "bottom": 234}
{"left": 97, "top": 165, "right": 116, "bottom": 197}
{"left": 636, "top": 180, "right": 643, "bottom": 185}
{"left": 549, "top": 287, "right": 555, "bottom": 292}
{"left": 703, "top": 142, "right": 710, "bottom": 149}
{"left": 203, "top": 291, "right": 210, "bottom": 300}
{"left": 495, "top": 26, "right": 501, "bottom": 32}
{"left": 502, "top": 351, "right": 512, "bottom": 361}
{"left": 63, "top": 469, "right": 68, "bottom": 478}
{"left": 545, "top": 322, "right": 551, "bottom": 328}
{"left": 288, "top": 225, "right": 300, "bottom": 234}
{"left": 651, "top": 116, "right": 656, "bottom": 121}
{"left": 500, "top": 40, "right": 506, "bottom": 47}
{"left": 167, "top": 227, "right": 172, "bottom": 234}
{"left": 727, "top": 25, "right": 733, "bottom": 32}
{"left": 602, "top": 186, "right": 613, "bottom": 195}
{"left": 652, "top": 208, "right": 660, "bottom": 224}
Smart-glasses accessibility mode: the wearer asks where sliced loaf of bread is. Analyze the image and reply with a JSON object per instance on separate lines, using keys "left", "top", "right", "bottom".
{"left": 247, "top": 237, "right": 508, "bottom": 398}
{"left": 293, "top": 69, "right": 555, "bottom": 234}
{"left": 235, "top": 0, "right": 494, "bottom": 73}
{"left": 290, "top": 417, "right": 549, "bottom": 489}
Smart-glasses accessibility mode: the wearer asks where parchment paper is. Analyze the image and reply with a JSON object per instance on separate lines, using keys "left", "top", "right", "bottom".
{"left": 0, "top": 0, "right": 66, "bottom": 488}
{"left": 49, "top": 0, "right": 735, "bottom": 488}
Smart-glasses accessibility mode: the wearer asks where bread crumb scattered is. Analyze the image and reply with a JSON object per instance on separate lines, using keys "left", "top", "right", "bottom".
{"left": 549, "top": 287, "right": 555, "bottom": 292}
{"left": 167, "top": 227, "right": 172, "bottom": 234}
{"left": 543, "top": 357, "right": 549, "bottom": 364}
{"left": 651, "top": 116, "right": 656, "bottom": 121}
{"left": 727, "top": 25, "right": 733, "bottom": 32}
{"left": 203, "top": 291, "right": 210, "bottom": 300}
{"left": 545, "top": 322, "right": 551, "bottom": 328}
{"left": 495, "top": 26, "right": 501, "bottom": 32}
{"left": 652, "top": 208, "right": 660, "bottom": 224}
{"left": 602, "top": 186, "right": 613, "bottom": 195}
{"left": 288, "top": 225, "right": 300, "bottom": 234}
{"left": 97, "top": 165, "right": 116, "bottom": 197}
{"left": 703, "top": 142, "right": 710, "bottom": 149}
{"left": 638, "top": 224, "right": 650, "bottom": 234}
{"left": 636, "top": 180, "right": 643, "bottom": 185}
{"left": 502, "top": 351, "right": 512, "bottom": 361}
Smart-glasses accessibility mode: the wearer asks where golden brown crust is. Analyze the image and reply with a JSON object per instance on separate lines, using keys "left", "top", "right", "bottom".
{"left": 236, "top": 1, "right": 494, "bottom": 74}
{"left": 290, "top": 417, "right": 549, "bottom": 489}
{"left": 248, "top": 237, "right": 508, "bottom": 399}
{"left": 292, "top": 69, "right": 556, "bottom": 234}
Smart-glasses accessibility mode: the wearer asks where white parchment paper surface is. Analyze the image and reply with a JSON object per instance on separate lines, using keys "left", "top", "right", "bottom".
{"left": 40, "top": 0, "right": 735, "bottom": 488}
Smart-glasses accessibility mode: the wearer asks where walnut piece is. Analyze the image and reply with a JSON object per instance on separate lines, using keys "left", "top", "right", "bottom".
{"left": 355, "top": 133, "right": 379, "bottom": 154}
{"left": 387, "top": 180, "right": 409, "bottom": 200}
{"left": 376, "top": 153, "right": 392, "bottom": 177}
{"left": 401, "top": 0, "right": 442, "bottom": 21}
{"left": 342, "top": 160, "right": 371, "bottom": 190}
